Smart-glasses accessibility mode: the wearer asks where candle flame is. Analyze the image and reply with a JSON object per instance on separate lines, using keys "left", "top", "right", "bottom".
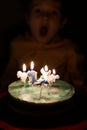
{"left": 52, "top": 69, "right": 56, "bottom": 75}
{"left": 44, "top": 65, "right": 48, "bottom": 72}
{"left": 30, "top": 61, "right": 34, "bottom": 70}
{"left": 23, "top": 64, "right": 26, "bottom": 72}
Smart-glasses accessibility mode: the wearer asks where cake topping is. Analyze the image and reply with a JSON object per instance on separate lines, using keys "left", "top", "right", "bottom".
{"left": 17, "top": 61, "right": 60, "bottom": 87}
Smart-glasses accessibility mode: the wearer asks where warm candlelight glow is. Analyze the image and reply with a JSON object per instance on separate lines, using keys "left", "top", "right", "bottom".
{"left": 52, "top": 69, "right": 56, "bottom": 75}
{"left": 44, "top": 65, "right": 48, "bottom": 72}
{"left": 30, "top": 61, "right": 34, "bottom": 70}
{"left": 17, "top": 61, "right": 59, "bottom": 85}
{"left": 23, "top": 64, "right": 26, "bottom": 72}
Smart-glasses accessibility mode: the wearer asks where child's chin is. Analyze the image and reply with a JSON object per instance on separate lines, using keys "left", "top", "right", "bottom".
{"left": 37, "top": 36, "right": 51, "bottom": 44}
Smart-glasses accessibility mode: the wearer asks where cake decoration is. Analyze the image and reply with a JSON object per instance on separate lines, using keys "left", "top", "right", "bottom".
{"left": 17, "top": 61, "right": 60, "bottom": 86}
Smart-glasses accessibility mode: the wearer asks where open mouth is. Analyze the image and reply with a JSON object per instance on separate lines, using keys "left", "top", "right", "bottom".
{"left": 40, "top": 26, "right": 48, "bottom": 36}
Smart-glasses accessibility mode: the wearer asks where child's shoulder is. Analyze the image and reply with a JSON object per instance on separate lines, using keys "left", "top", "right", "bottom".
{"left": 11, "top": 34, "right": 30, "bottom": 44}
{"left": 10, "top": 33, "right": 33, "bottom": 49}
{"left": 63, "top": 38, "right": 84, "bottom": 60}
{"left": 55, "top": 38, "right": 78, "bottom": 50}
{"left": 62, "top": 38, "right": 77, "bottom": 48}
{"left": 55, "top": 38, "right": 80, "bottom": 57}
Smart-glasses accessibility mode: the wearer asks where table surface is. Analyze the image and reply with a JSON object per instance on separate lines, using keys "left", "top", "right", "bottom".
{"left": 0, "top": 90, "right": 87, "bottom": 130}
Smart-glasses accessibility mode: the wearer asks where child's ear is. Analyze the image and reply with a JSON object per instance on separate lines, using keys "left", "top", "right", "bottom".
{"left": 25, "top": 14, "right": 30, "bottom": 26}
{"left": 60, "top": 17, "right": 67, "bottom": 30}
{"left": 61, "top": 17, "right": 67, "bottom": 28}
{"left": 25, "top": 14, "right": 29, "bottom": 22}
{"left": 63, "top": 18, "right": 67, "bottom": 25}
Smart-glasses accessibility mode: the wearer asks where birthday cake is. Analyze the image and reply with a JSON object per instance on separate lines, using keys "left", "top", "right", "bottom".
{"left": 8, "top": 61, "right": 75, "bottom": 127}
{"left": 8, "top": 80, "right": 75, "bottom": 104}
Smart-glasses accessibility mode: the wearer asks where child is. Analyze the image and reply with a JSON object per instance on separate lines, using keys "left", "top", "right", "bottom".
{"left": 0, "top": 0, "right": 85, "bottom": 93}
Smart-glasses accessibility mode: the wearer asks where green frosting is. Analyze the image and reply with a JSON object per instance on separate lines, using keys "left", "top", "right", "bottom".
{"left": 8, "top": 80, "right": 75, "bottom": 104}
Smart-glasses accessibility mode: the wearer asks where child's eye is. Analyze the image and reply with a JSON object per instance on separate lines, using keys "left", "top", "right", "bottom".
{"left": 35, "top": 9, "right": 40, "bottom": 13}
{"left": 52, "top": 11, "right": 58, "bottom": 15}
{"left": 34, "top": 9, "right": 41, "bottom": 15}
{"left": 51, "top": 11, "right": 59, "bottom": 16}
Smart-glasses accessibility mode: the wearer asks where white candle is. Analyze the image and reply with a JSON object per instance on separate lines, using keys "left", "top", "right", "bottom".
{"left": 17, "top": 64, "right": 28, "bottom": 83}
{"left": 22, "top": 64, "right": 28, "bottom": 83}
{"left": 40, "top": 65, "right": 48, "bottom": 80}
{"left": 40, "top": 65, "right": 49, "bottom": 83}
{"left": 52, "top": 69, "right": 60, "bottom": 81}
{"left": 46, "top": 69, "right": 60, "bottom": 84}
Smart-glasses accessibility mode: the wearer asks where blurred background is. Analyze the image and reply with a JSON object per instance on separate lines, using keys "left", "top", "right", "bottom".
{"left": 0, "top": 0, "right": 86, "bottom": 77}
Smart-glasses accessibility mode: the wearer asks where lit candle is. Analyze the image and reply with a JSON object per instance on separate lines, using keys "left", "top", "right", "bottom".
{"left": 45, "top": 69, "right": 60, "bottom": 84}
{"left": 17, "top": 64, "right": 28, "bottom": 83}
{"left": 52, "top": 69, "right": 60, "bottom": 82}
{"left": 31, "top": 61, "right": 34, "bottom": 70}
{"left": 28, "top": 61, "right": 37, "bottom": 84}
{"left": 39, "top": 65, "right": 49, "bottom": 85}
{"left": 44, "top": 65, "right": 51, "bottom": 80}
{"left": 21, "top": 64, "right": 28, "bottom": 83}
{"left": 44, "top": 65, "right": 48, "bottom": 72}
{"left": 40, "top": 65, "right": 48, "bottom": 80}
{"left": 52, "top": 69, "right": 56, "bottom": 75}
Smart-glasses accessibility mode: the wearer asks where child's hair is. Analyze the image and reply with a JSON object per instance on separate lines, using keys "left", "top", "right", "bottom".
{"left": 22, "top": 0, "right": 70, "bottom": 18}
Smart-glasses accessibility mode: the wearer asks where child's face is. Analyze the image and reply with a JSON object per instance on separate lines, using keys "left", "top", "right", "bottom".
{"left": 26, "top": 0, "right": 65, "bottom": 44}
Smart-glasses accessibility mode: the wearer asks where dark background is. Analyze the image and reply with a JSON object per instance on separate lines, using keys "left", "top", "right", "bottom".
{"left": 0, "top": 0, "right": 86, "bottom": 76}
{"left": 0, "top": 1, "right": 87, "bottom": 129}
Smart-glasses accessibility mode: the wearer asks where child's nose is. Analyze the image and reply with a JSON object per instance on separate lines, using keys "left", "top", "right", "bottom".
{"left": 41, "top": 12, "right": 49, "bottom": 23}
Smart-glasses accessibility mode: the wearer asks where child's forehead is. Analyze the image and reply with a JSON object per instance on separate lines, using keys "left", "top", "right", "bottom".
{"left": 32, "top": 0, "right": 62, "bottom": 9}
